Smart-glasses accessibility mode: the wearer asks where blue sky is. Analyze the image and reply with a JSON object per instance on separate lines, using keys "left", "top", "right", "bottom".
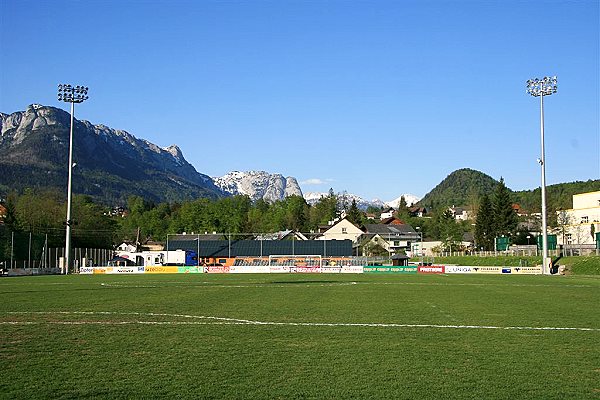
{"left": 1, "top": 0, "right": 598, "bottom": 201}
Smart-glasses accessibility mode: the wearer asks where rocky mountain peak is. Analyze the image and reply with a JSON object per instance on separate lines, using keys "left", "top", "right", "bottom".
{"left": 214, "top": 170, "right": 303, "bottom": 202}
{"left": 0, "top": 104, "right": 223, "bottom": 203}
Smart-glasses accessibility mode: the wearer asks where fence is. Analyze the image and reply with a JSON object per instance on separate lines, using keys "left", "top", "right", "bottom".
{"left": 435, "top": 244, "right": 598, "bottom": 258}
{"left": 2, "top": 245, "right": 113, "bottom": 270}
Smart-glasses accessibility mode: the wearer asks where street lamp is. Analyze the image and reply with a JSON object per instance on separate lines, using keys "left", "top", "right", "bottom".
{"left": 58, "top": 84, "right": 89, "bottom": 274}
{"left": 526, "top": 76, "right": 557, "bottom": 275}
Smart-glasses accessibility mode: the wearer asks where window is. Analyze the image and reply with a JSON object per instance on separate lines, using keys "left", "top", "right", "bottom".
{"left": 341, "top": 227, "right": 347, "bottom": 234}
{"left": 581, "top": 216, "right": 589, "bottom": 224}
{"left": 566, "top": 233, "right": 572, "bottom": 245}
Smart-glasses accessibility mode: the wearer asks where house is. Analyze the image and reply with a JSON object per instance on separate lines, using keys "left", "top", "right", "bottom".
{"left": 116, "top": 242, "right": 138, "bottom": 252}
{"left": 254, "top": 230, "right": 308, "bottom": 241}
{"left": 408, "top": 206, "right": 427, "bottom": 218}
{"left": 140, "top": 240, "right": 164, "bottom": 251}
{"left": 319, "top": 217, "right": 364, "bottom": 243}
{"left": 449, "top": 206, "right": 471, "bottom": 221}
{"left": 411, "top": 240, "right": 473, "bottom": 256}
{"left": 362, "top": 223, "right": 419, "bottom": 255}
{"left": 380, "top": 208, "right": 395, "bottom": 220}
{"left": 555, "top": 191, "right": 600, "bottom": 246}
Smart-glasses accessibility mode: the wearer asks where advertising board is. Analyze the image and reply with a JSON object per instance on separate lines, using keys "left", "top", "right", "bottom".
{"left": 417, "top": 265, "right": 445, "bottom": 274}
{"left": 469, "top": 266, "right": 503, "bottom": 274}
{"left": 106, "top": 266, "right": 145, "bottom": 274}
{"left": 506, "top": 267, "right": 542, "bottom": 274}
{"left": 363, "top": 266, "right": 417, "bottom": 274}
{"left": 341, "top": 266, "right": 364, "bottom": 273}
{"left": 177, "top": 266, "right": 202, "bottom": 273}
{"left": 444, "top": 266, "right": 473, "bottom": 274}
{"left": 269, "top": 266, "right": 291, "bottom": 273}
{"left": 204, "top": 266, "right": 230, "bottom": 273}
{"left": 229, "top": 266, "right": 271, "bottom": 274}
{"left": 145, "top": 266, "right": 178, "bottom": 274}
{"left": 292, "top": 266, "right": 322, "bottom": 273}
{"left": 79, "top": 267, "right": 95, "bottom": 274}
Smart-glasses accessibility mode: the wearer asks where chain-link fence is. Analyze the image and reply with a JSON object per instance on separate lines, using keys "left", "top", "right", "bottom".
{"left": 0, "top": 229, "right": 113, "bottom": 270}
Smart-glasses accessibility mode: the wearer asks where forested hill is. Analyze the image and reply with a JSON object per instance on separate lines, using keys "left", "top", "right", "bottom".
{"left": 512, "top": 180, "right": 600, "bottom": 212}
{"left": 417, "top": 168, "right": 599, "bottom": 212}
{"left": 417, "top": 168, "right": 499, "bottom": 210}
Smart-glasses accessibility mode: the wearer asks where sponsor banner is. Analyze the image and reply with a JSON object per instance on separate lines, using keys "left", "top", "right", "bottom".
{"left": 106, "top": 266, "right": 145, "bottom": 274}
{"left": 418, "top": 265, "right": 445, "bottom": 274}
{"left": 442, "top": 266, "right": 543, "bottom": 275}
{"left": 341, "top": 266, "right": 364, "bottom": 274}
{"left": 321, "top": 267, "right": 342, "bottom": 274}
{"left": 145, "top": 266, "right": 179, "bottom": 274}
{"left": 229, "top": 266, "right": 270, "bottom": 274}
{"left": 177, "top": 266, "right": 202, "bottom": 274}
{"left": 269, "top": 266, "right": 291, "bottom": 273}
{"left": 469, "top": 266, "right": 503, "bottom": 274}
{"left": 292, "top": 266, "right": 322, "bottom": 273}
{"left": 93, "top": 268, "right": 107, "bottom": 274}
{"left": 509, "top": 267, "right": 543, "bottom": 275}
{"left": 467, "top": 266, "right": 543, "bottom": 274}
{"left": 445, "top": 266, "right": 473, "bottom": 274}
{"left": 363, "top": 266, "right": 418, "bottom": 274}
{"left": 79, "top": 267, "right": 95, "bottom": 274}
{"left": 204, "top": 266, "right": 230, "bottom": 273}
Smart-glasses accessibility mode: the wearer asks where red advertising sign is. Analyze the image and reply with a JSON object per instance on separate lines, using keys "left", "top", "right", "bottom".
{"left": 418, "top": 265, "right": 445, "bottom": 274}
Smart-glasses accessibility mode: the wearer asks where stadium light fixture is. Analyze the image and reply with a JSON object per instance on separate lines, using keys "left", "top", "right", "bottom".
{"left": 57, "top": 83, "right": 89, "bottom": 274}
{"left": 526, "top": 76, "right": 557, "bottom": 275}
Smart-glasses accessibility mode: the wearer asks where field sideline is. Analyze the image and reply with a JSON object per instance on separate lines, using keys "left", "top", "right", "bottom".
{"left": 1, "top": 274, "right": 599, "bottom": 399}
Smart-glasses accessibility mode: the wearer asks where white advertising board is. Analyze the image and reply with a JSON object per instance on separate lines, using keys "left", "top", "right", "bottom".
{"left": 229, "top": 266, "right": 271, "bottom": 274}
{"left": 444, "top": 266, "right": 473, "bottom": 274}
{"left": 269, "top": 266, "right": 291, "bottom": 273}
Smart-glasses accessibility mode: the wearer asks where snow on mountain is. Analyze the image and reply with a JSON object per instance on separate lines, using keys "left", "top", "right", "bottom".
{"left": 385, "top": 194, "right": 420, "bottom": 208}
{"left": 304, "top": 191, "right": 420, "bottom": 210}
{"left": 214, "top": 171, "right": 303, "bottom": 202}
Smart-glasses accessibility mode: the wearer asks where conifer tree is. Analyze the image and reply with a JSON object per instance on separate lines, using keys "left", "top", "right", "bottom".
{"left": 474, "top": 194, "right": 494, "bottom": 250}
{"left": 492, "top": 178, "right": 518, "bottom": 238}
{"left": 347, "top": 199, "right": 362, "bottom": 225}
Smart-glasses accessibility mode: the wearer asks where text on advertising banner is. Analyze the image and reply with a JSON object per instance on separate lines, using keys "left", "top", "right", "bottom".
{"left": 417, "top": 265, "right": 445, "bottom": 274}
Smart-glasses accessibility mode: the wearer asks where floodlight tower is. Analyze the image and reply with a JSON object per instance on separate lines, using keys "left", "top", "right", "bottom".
{"left": 526, "top": 76, "right": 557, "bottom": 275}
{"left": 57, "top": 84, "right": 89, "bottom": 274}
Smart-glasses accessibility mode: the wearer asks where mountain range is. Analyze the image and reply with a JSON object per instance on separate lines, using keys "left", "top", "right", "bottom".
{"left": 1, "top": 104, "right": 596, "bottom": 210}
{"left": 304, "top": 192, "right": 420, "bottom": 210}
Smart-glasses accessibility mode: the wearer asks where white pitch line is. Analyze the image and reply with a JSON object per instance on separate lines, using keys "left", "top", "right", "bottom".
{"left": 2, "top": 311, "right": 598, "bottom": 332}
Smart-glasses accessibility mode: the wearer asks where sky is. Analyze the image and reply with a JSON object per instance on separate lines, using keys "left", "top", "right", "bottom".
{"left": 1, "top": 0, "right": 599, "bottom": 201}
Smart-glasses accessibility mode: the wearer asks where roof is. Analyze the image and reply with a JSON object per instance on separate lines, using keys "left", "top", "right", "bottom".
{"left": 363, "top": 224, "right": 418, "bottom": 236}
{"left": 167, "top": 238, "right": 353, "bottom": 257}
{"left": 170, "top": 233, "right": 228, "bottom": 241}
{"left": 380, "top": 217, "right": 405, "bottom": 225}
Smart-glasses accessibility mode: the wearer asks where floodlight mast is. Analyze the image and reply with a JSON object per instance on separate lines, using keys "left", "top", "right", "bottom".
{"left": 526, "top": 76, "right": 557, "bottom": 275}
{"left": 57, "top": 84, "right": 89, "bottom": 275}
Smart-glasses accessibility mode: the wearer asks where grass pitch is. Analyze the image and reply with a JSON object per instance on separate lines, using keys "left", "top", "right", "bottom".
{"left": 1, "top": 273, "right": 599, "bottom": 399}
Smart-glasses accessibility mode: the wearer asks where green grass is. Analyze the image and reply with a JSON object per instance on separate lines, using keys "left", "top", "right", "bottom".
{"left": 1, "top": 273, "right": 599, "bottom": 399}
{"left": 420, "top": 255, "right": 600, "bottom": 275}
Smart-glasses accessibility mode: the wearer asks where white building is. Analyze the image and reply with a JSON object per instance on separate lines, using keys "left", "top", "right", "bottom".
{"left": 556, "top": 191, "right": 600, "bottom": 246}
{"left": 319, "top": 217, "right": 364, "bottom": 243}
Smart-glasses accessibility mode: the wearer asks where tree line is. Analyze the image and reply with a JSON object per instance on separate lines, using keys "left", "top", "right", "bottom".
{"left": 0, "top": 177, "right": 562, "bottom": 260}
